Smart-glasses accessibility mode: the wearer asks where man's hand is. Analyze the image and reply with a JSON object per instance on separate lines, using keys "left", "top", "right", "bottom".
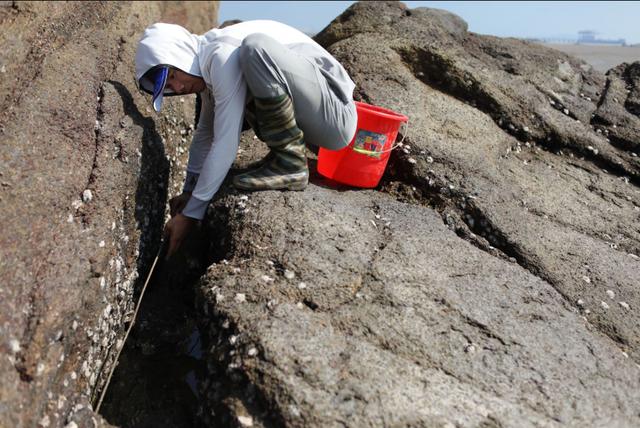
{"left": 164, "top": 213, "right": 197, "bottom": 259}
{"left": 169, "top": 192, "right": 192, "bottom": 217}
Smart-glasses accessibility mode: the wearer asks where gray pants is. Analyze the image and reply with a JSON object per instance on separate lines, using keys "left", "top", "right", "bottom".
{"left": 238, "top": 34, "right": 357, "bottom": 150}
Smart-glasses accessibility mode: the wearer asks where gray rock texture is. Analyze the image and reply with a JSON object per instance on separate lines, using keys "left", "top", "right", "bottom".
{"left": 0, "top": 2, "right": 218, "bottom": 427}
{"left": 186, "top": 2, "right": 640, "bottom": 427}
{"left": 594, "top": 62, "right": 640, "bottom": 154}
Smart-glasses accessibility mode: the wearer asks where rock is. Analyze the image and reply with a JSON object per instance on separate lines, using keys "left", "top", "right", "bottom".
{"left": 200, "top": 186, "right": 640, "bottom": 427}
{"left": 593, "top": 62, "right": 640, "bottom": 158}
{"left": 190, "top": 2, "right": 640, "bottom": 426}
{"left": 0, "top": 1, "right": 219, "bottom": 427}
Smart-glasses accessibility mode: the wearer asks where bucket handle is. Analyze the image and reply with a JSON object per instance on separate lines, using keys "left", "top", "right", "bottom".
{"left": 352, "top": 120, "right": 409, "bottom": 156}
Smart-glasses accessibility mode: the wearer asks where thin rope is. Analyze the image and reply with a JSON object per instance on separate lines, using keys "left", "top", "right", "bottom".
{"left": 95, "top": 244, "right": 163, "bottom": 413}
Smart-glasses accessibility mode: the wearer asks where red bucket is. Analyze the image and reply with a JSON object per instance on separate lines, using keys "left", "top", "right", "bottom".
{"left": 317, "top": 101, "right": 408, "bottom": 188}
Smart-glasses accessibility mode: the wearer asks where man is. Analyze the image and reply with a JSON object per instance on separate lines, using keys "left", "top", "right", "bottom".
{"left": 135, "top": 20, "right": 357, "bottom": 258}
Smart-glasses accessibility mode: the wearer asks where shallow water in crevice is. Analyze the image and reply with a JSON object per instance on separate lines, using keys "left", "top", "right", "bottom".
{"left": 99, "top": 258, "right": 208, "bottom": 428}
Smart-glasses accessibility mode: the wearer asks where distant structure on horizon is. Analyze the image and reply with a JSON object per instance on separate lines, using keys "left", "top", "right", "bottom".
{"left": 577, "top": 30, "right": 626, "bottom": 46}
{"left": 525, "top": 30, "right": 627, "bottom": 46}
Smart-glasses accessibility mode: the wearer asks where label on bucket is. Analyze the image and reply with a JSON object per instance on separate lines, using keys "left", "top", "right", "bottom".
{"left": 353, "top": 130, "right": 387, "bottom": 158}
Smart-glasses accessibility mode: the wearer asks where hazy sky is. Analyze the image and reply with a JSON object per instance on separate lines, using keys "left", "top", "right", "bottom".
{"left": 218, "top": 1, "right": 640, "bottom": 44}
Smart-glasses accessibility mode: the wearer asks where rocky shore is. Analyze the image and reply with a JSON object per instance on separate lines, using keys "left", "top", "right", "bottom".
{"left": 0, "top": 2, "right": 218, "bottom": 427}
{"left": 1, "top": 1, "right": 639, "bottom": 427}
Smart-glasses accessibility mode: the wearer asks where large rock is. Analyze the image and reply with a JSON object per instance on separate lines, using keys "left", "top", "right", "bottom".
{"left": 186, "top": 1, "right": 640, "bottom": 426}
{"left": 0, "top": 2, "right": 218, "bottom": 427}
{"left": 594, "top": 62, "right": 640, "bottom": 154}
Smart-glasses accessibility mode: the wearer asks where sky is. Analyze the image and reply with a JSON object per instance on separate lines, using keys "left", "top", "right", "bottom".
{"left": 218, "top": 1, "right": 640, "bottom": 45}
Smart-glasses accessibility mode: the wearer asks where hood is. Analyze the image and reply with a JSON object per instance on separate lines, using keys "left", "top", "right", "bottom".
{"left": 135, "top": 23, "right": 203, "bottom": 95}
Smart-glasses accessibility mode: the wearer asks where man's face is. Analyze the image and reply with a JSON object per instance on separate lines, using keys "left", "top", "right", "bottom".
{"left": 166, "top": 68, "right": 206, "bottom": 94}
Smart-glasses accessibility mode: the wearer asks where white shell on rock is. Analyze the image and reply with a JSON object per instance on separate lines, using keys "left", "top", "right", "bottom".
{"left": 39, "top": 415, "right": 50, "bottom": 428}
{"left": 82, "top": 189, "right": 93, "bottom": 203}
{"left": 9, "top": 339, "right": 20, "bottom": 353}
{"left": 238, "top": 415, "right": 254, "bottom": 427}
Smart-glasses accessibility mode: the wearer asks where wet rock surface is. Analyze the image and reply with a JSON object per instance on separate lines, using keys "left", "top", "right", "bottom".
{"left": 183, "top": 2, "right": 640, "bottom": 426}
{"left": 0, "top": 2, "right": 218, "bottom": 427}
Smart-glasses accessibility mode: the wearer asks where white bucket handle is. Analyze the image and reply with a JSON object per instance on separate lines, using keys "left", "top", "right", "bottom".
{"left": 352, "top": 119, "right": 409, "bottom": 156}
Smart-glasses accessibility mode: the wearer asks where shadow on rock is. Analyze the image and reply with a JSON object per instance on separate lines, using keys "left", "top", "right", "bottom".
{"left": 109, "top": 80, "right": 170, "bottom": 272}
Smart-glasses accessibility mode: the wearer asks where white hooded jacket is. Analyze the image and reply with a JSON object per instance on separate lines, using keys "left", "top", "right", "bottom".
{"left": 135, "top": 20, "right": 356, "bottom": 220}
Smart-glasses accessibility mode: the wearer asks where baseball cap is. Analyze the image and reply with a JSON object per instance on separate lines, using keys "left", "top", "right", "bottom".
{"left": 138, "top": 65, "right": 171, "bottom": 112}
{"left": 151, "top": 66, "right": 169, "bottom": 112}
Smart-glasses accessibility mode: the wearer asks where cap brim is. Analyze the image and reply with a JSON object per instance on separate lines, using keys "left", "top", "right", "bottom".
{"left": 152, "top": 66, "right": 169, "bottom": 112}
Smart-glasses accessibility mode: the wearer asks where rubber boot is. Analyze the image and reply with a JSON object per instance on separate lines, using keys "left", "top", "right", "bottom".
{"left": 241, "top": 95, "right": 273, "bottom": 169}
{"left": 233, "top": 94, "right": 308, "bottom": 191}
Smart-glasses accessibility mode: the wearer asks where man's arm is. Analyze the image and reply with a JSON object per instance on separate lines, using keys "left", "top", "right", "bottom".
{"left": 167, "top": 88, "right": 214, "bottom": 218}
{"left": 183, "top": 87, "right": 215, "bottom": 193}
{"left": 182, "top": 49, "right": 247, "bottom": 220}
